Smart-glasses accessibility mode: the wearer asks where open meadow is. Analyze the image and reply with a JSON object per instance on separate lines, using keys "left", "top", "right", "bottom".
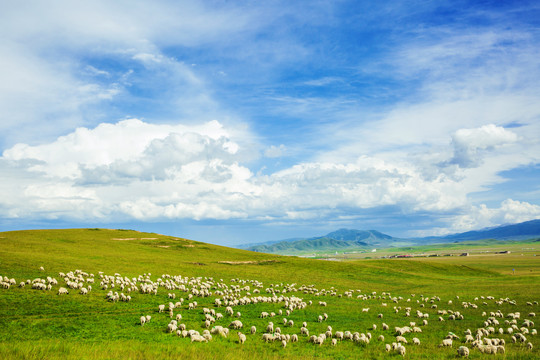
{"left": 0, "top": 229, "right": 538, "bottom": 359}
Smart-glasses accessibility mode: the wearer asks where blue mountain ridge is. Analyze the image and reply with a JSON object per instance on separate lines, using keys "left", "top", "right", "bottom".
{"left": 237, "top": 219, "right": 540, "bottom": 253}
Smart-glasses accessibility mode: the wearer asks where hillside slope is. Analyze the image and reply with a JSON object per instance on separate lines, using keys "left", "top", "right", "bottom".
{"left": 0, "top": 229, "right": 538, "bottom": 360}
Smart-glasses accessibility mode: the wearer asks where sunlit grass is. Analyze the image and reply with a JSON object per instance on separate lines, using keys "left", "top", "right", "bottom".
{"left": 0, "top": 229, "right": 538, "bottom": 359}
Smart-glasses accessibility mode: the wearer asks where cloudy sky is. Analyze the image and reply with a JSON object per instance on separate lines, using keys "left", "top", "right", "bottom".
{"left": 1, "top": 1, "right": 540, "bottom": 246}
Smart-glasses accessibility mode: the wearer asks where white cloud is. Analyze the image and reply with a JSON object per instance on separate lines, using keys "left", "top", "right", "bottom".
{"left": 264, "top": 144, "right": 286, "bottom": 158}
{"left": 0, "top": 119, "right": 258, "bottom": 221}
{"left": 446, "top": 199, "right": 540, "bottom": 234}
{"left": 450, "top": 124, "right": 518, "bottom": 168}
{"left": 0, "top": 117, "right": 538, "bottom": 236}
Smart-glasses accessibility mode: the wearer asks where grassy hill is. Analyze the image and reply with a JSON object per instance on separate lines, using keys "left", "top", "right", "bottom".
{"left": 0, "top": 228, "right": 538, "bottom": 359}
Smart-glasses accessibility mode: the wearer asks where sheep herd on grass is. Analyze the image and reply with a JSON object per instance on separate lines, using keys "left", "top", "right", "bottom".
{"left": 0, "top": 266, "right": 538, "bottom": 357}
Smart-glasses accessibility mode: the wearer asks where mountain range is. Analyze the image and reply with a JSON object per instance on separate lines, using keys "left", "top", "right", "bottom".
{"left": 238, "top": 219, "right": 540, "bottom": 254}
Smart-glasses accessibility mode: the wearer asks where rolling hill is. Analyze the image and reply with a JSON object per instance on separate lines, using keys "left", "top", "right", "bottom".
{"left": 0, "top": 228, "right": 538, "bottom": 359}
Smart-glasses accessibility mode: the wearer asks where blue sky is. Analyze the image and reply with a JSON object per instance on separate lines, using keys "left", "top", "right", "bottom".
{"left": 1, "top": 1, "right": 540, "bottom": 246}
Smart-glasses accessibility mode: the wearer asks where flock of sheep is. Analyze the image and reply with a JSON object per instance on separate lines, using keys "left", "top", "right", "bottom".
{"left": 1, "top": 266, "right": 538, "bottom": 357}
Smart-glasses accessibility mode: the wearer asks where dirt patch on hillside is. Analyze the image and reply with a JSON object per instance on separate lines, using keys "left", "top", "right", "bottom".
{"left": 218, "top": 260, "right": 279, "bottom": 265}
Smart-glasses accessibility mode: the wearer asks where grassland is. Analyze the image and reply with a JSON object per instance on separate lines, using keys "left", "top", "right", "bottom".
{"left": 0, "top": 229, "right": 538, "bottom": 359}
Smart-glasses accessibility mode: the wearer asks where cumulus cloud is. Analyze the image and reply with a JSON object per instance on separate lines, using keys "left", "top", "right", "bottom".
{"left": 0, "top": 117, "right": 538, "bottom": 236}
{"left": 0, "top": 119, "right": 464, "bottom": 223}
{"left": 445, "top": 199, "right": 540, "bottom": 234}
{"left": 450, "top": 124, "right": 518, "bottom": 168}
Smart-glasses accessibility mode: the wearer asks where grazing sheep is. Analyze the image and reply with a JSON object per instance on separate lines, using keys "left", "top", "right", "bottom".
{"left": 262, "top": 333, "right": 275, "bottom": 342}
{"left": 57, "top": 287, "right": 68, "bottom": 295}
{"left": 287, "top": 320, "right": 294, "bottom": 327}
{"left": 457, "top": 346, "right": 469, "bottom": 357}
{"left": 229, "top": 320, "right": 243, "bottom": 329}
{"left": 167, "top": 323, "right": 177, "bottom": 333}
{"left": 477, "top": 344, "right": 498, "bottom": 354}
{"left": 378, "top": 335, "right": 384, "bottom": 342}
{"left": 385, "top": 344, "right": 391, "bottom": 352}
{"left": 191, "top": 334, "right": 208, "bottom": 343}
{"left": 145, "top": 315, "right": 151, "bottom": 323}
{"left": 266, "top": 322, "right": 274, "bottom": 333}
{"left": 291, "top": 334, "right": 298, "bottom": 342}
{"left": 412, "top": 337, "right": 420, "bottom": 345}
{"left": 331, "top": 338, "right": 337, "bottom": 346}
{"left": 158, "top": 304, "right": 165, "bottom": 313}
{"left": 140, "top": 316, "right": 146, "bottom": 326}
{"left": 250, "top": 326, "right": 256, "bottom": 334}
{"left": 396, "top": 336, "right": 408, "bottom": 344}
{"left": 440, "top": 338, "right": 453, "bottom": 347}
{"left": 281, "top": 339, "right": 287, "bottom": 348}
{"left": 396, "top": 344, "right": 406, "bottom": 357}
{"left": 237, "top": 332, "right": 246, "bottom": 344}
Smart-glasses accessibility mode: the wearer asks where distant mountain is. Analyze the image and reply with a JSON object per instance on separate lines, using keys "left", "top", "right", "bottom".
{"left": 238, "top": 219, "right": 540, "bottom": 254}
{"left": 425, "top": 219, "right": 540, "bottom": 242}
{"left": 236, "top": 237, "right": 304, "bottom": 250}
{"left": 243, "top": 228, "right": 404, "bottom": 254}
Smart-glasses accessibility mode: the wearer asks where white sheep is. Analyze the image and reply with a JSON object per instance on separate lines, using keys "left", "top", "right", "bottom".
{"left": 262, "top": 333, "right": 275, "bottom": 342}
{"left": 250, "top": 326, "right": 256, "bottom": 334}
{"left": 191, "top": 334, "right": 208, "bottom": 343}
{"left": 457, "top": 346, "right": 469, "bottom": 357}
{"left": 396, "top": 336, "right": 407, "bottom": 344}
{"left": 57, "top": 287, "right": 68, "bottom": 295}
{"left": 140, "top": 316, "right": 146, "bottom": 326}
{"left": 440, "top": 338, "right": 453, "bottom": 347}
{"left": 229, "top": 320, "right": 243, "bottom": 329}
{"left": 238, "top": 332, "right": 246, "bottom": 344}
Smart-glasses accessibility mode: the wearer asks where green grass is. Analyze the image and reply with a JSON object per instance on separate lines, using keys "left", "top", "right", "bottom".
{"left": 0, "top": 229, "right": 538, "bottom": 359}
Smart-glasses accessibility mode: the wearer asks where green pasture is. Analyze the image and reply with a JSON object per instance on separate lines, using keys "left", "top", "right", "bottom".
{"left": 0, "top": 229, "right": 538, "bottom": 359}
